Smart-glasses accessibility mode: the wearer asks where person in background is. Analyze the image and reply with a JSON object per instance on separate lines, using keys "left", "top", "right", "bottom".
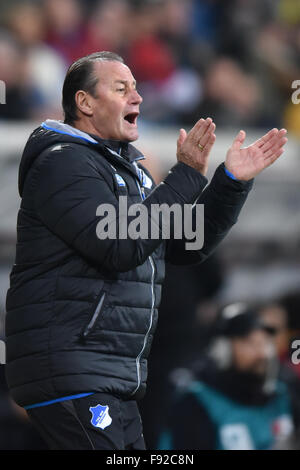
{"left": 260, "top": 292, "right": 300, "bottom": 383}
{"left": 0, "top": 1, "right": 66, "bottom": 120}
{"left": 0, "top": 30, "right": 33, "bottom": 121}
{"left": 158, "top": 302, "right": 300, "bottom": 450}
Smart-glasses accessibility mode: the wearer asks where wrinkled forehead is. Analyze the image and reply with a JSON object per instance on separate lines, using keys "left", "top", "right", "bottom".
{"left": 92, "top": 60, "right": 136, "bottom": 86}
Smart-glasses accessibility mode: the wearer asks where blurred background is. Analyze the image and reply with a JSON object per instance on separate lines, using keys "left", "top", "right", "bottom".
{"left": 0, "top": 0, "right": 300, "bottom": 450}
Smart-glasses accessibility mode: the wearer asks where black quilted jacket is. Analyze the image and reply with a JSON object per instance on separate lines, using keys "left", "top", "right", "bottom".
{"left": 5, "top": 120, "right": 253, "bottom": 407}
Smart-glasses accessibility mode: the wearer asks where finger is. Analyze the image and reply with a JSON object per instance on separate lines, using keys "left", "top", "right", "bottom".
{"left": 259, "top": 131, "right": 282, "bottom": 154}
{"left": 263, "top": 137, "right": 288, "bottom": 160}
{"left": 231, "top": 130, "right": 246, "bottom": 151}
{"left": 189, "top": 117, "right": 212, "bottom": 143}
{"left": 198, "top": 122, "right": 216, "bottom": 147}
{"left": 263, "top": 147, "right": 284, "bottom": 167}
{"left": 264, "top": 135, "right": 288, "bottom": 157}
{"left": 196, "top": 117, "right": 213, "bottom": 141}
{"left": 254, "top": 128, "right": 278, "bottom": 148}
{"left": 188, "top": 118, "right": 206, "bottom": 137}
{"left": 177, "top": 128, "right": 187, "bottom": 147}
{"left": 196, "top": 120, "right": 216, "bottom": 140}
{"left": 202, "top": 133, "right": 216, "bottom": 156}
{"left": 260, "top": 129, "right": 287, "bottom": 154}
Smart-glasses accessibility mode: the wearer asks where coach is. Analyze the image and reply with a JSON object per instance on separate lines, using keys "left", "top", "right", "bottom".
{"left": 5, "top": 51, "right": 287, "bottom": 449}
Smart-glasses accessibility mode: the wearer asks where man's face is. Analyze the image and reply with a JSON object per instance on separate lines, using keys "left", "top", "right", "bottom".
{"left": 260, "top": 305, "right": 288, "bottom": 356}
{"left": 87, "top": 60, "right": 143, "bottom": 142}
{"left": 231, "top": 330, "right": 274, "bottom": 376}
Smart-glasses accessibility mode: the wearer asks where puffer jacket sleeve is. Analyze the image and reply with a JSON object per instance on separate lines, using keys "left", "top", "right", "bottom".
{"left": 165, "top": 162, "right": 254, "bottom": 265}
{"left": 33, "top": 146, "right": 208, "bottom": 272}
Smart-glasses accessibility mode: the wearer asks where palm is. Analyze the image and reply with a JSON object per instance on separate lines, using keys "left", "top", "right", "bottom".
{"left": 225, "top": 129, "right": 288, "bottom": 181}
{"left": 228, "top": 145, "right": 266, "bottom": 180}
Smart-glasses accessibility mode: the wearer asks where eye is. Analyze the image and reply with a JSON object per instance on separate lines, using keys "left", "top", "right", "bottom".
{"left": 117, "top": 88, "right": 125, "bottom": 92}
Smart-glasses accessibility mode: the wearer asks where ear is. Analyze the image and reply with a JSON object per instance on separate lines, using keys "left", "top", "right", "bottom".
{"left": 75, "top": 90, "right": 94, "bottom": 118}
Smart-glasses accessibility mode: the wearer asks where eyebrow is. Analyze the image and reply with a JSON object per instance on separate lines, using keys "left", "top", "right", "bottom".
{"left": 114, "top": 79, "right": 137, "bottom": 87}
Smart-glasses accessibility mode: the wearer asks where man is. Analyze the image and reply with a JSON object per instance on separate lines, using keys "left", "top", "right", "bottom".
{"left": 158, "top": 303, "right": 298, "bottom": 450}
{"left": 5, "top": 51, "right": 287, "bottom": 450}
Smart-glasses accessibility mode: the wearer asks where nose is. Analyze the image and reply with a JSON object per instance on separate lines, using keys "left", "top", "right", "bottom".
{"left": 256, "top": 341, "right": 272, "bottom": 361}
{"left": 130, "top": 88, "right": 143, "bottom": 105}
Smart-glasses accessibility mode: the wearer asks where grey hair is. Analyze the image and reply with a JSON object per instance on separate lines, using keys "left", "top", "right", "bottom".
{"left": 62, "top": 51, "right": 124, "bottom": 124}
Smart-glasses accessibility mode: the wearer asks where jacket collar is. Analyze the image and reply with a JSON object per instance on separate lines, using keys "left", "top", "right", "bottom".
{"left": 88, "top": 134, "right": 145, "bottom": 163}
{"left": 42, "top": 120, "right": 145, "bottom": 163}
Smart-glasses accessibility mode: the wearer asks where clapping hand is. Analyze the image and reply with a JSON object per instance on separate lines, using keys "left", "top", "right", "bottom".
{"left": 177, "top": 117, "right": 216, "bottom": 176}
{"left": 225, "top": 128, "right": 288, "bottom": 181}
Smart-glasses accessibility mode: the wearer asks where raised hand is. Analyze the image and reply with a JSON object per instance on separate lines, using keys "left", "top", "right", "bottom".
{"left": 225, "top": 128, "right": 288, "bottom": 181}
{"left": 177, "top": 117, "right": 216, "bottom": 176}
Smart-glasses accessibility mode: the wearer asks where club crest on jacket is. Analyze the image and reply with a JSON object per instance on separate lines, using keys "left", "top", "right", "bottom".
{"left": 89, "top": 404, "right": 112, "bottom": 430}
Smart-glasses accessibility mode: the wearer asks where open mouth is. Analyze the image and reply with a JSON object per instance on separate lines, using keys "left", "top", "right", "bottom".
{"left": 123, "top": 112, "right": 139, "bottom": 126}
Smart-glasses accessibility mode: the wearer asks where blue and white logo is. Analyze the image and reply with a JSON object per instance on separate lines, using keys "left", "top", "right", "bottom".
{"left": 89, "top": 404, "right": 112, "bottom": 430}
{"left": 115, "top": 174, "right": 126, "bottom": 187}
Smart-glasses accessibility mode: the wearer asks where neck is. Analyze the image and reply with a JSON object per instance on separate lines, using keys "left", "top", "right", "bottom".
{"left": 71, "top": 118, "right": 104, "bottom": 140}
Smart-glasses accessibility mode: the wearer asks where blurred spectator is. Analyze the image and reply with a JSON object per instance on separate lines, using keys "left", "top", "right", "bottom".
{"left": 189, "top": 0, "right": 221, "bottom": 46}
{"left": 253, "top": 0, "right": 300, "bottom": 133}
{"left": 259, "top": 303, "right": 290, "bottom": 361}
{"left": 86, "top": 0, "right": 131, "bottom": 56}
{"left": 0, "top": 30, "right": 37, "bottom": 120}
{"left": 157, "top": 303, "right": 300, "bottom": 450}
{"left": 124, "top": 0, "right": 202, "bottom": 124}
{"left": 44, "top": 0, "right": 130, "bottom": 64}
{"left": 44, "top": 0, "right": 96, "bottom": 64}
{"left": 260, "top": 291, "right": 300, "bottom": 379}
{"left": 204, "top": 57, "right": 262, "bottom": 127}
{"left": 218, "top": 0, "right": 276, "bottom": 65}
{"left": 1, "top": 1, "right": 66, "bottom": 119}
{"left": 0, "top": 0, "right": 297, "bottom": 127}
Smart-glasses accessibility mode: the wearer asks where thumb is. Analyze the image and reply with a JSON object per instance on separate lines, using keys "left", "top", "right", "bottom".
{"left": 231, "top": 130, "right": 246, "bottom": 151}
{"left": 177, "top": 128, "right": 187, "bottom": 147}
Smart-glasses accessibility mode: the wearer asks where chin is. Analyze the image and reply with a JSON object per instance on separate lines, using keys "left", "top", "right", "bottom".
{"left": 123, "top": 132, "right": 139, "bottom": 143}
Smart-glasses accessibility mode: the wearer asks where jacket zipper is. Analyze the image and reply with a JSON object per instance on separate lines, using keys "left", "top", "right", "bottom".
{"left": 82, "top": 292, "right": 106, "bottom": 338}
{"left": 131, "top": 172, "right": 156, "bottom": 395}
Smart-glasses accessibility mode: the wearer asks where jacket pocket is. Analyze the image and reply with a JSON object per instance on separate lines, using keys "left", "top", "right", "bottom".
{"left": 81, "top": 292, "right": 107, "bottom": 339}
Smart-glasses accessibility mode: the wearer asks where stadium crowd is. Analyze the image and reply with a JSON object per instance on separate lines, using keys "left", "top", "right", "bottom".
{"left": 0, "top": 0, "right": 299, "bottom": 133}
